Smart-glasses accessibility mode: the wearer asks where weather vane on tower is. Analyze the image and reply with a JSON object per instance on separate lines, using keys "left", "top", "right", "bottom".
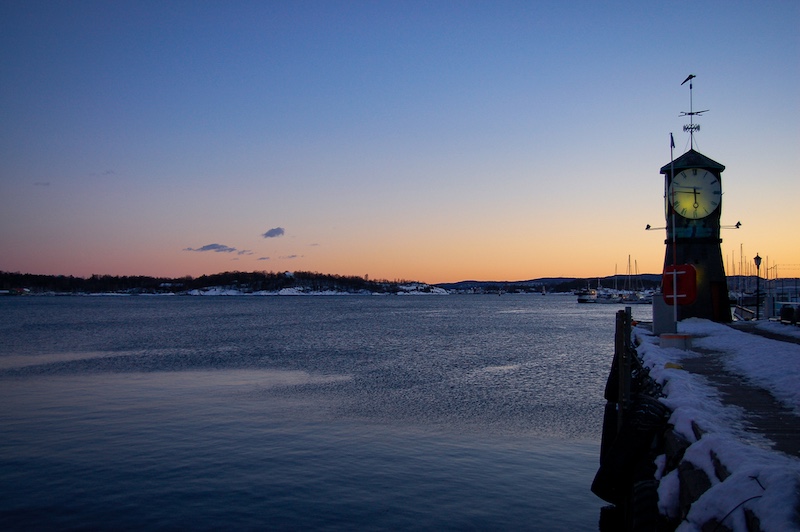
{"left": 679, "top": 74, "right": 708, "bottom": 149}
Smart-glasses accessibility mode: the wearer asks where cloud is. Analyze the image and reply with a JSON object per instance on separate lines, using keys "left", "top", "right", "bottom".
{"left": 89, "top": 169, "right": 115, "bottom": 177}
{"left": 184, "top": 243, "right": 237, "bottom": 253}
{"left": 89, "top": 169, "right": 117, "bottom": 177}
{"left": 262, "top": 227, "right": 285, "bottom": 238}
{"left": 257, "top": 257, "right": 270, "bottom": 261}
{"left": 33, "top": 181, "right": 51, "bottom": 187}
{"left": 184, "top": 245, "right": 255, "bottom": 257}
{"left": 279, "top": 255, "right": 300, "bottom": 260}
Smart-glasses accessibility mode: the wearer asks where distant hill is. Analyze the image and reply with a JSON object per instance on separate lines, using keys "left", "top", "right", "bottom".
{"left": 2, "top": 269, "right": 667, "bottom": 295}
{"left": 0, "top": 270, "right": 426, "bottom": 295}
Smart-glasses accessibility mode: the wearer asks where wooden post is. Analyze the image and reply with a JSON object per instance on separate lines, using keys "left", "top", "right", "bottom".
{"left": 615, "top": 307, "right": 632, "bottom": 431}
{"left": 615, "top": 309, "right": 624, "bottom": 430}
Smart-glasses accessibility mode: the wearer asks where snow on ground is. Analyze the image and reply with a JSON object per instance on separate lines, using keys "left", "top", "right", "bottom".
{"left": 187, "top": 288, "right": 244, "bottom": 296}
{"left": 634, "top": 321, "right": 800, "bottom": 531}
{"left": 682, "top": 319, "right": 800, "bottom": 415}
{"left": 186, "top": 285, "right": 449, "bottom": 296}
{"left": 396, "top": 285, "right": 449, "bottom": 295}
{"left": 757, "top": 319, "right": 800, "bottom": 340}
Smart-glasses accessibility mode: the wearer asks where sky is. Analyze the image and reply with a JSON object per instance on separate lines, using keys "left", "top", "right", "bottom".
{"left": 1, "top": 1, "right": 798, "bottom": 284}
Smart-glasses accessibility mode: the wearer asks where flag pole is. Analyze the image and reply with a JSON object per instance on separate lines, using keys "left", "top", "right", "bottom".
{"left": 670, "top": 133, "right": 678, "bottom": 326}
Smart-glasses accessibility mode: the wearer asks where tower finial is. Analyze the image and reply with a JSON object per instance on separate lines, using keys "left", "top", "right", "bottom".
{"left": 679, "top": 74, "right": 708, "bottom": 149}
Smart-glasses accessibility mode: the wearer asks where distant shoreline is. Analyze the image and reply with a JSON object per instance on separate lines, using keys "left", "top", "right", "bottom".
{"left": 1, "top": 270, "right": 664, "bottom": 296}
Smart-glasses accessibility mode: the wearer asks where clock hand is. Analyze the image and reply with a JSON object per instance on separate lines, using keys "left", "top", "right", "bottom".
{"left": 692, "top": 187, "right": 699, "bottom": 208}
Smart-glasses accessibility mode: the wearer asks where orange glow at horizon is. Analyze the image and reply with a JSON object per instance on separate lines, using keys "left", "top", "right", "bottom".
{"left": 1, "top": 4, "right": 797, "bottom": 286}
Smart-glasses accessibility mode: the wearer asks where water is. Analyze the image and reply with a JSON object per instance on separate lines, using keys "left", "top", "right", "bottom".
{"left": 0, "top": 295, "right": 651, "bottom": 530}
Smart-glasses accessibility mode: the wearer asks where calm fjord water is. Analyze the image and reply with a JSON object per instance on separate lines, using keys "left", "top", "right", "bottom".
{"left": 0, "top": 295, "right": 650, "bottom": 530}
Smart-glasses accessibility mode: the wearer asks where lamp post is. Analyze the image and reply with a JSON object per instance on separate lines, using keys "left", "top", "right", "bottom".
{"left": 754, "top": 253, "right": 762, "bottom": 320}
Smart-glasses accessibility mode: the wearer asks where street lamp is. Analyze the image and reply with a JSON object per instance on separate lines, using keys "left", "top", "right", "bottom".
{"left": 754, "top": 253, "right": 762, "bottom": 320}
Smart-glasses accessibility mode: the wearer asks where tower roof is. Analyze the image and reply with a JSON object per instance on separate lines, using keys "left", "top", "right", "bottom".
{"left": 660, "top": 149, "right": 725, "bottom": 175}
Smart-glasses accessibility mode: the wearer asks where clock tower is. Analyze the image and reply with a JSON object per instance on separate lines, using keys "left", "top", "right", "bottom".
{"left": 659, "top": 76, "right": 731, "bottom": 323}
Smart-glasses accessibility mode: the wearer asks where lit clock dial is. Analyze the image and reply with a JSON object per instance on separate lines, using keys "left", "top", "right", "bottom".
{"left": 668, "top": 168, "right": 721, "bottom": 219}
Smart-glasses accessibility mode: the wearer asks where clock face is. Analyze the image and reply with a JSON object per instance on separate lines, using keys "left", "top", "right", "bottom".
{"left": 668, "top": 168, "right": 721, "bottom": 219}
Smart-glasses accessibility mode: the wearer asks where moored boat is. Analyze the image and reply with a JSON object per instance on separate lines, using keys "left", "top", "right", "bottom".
{"left": 576, "top": 288, "right": 597, "bottom": 303}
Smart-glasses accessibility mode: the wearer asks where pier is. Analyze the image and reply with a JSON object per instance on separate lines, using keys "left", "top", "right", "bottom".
{"left": 593, "top": 310, "right": 800, "bottom": 531}
{"left": 678, "top": 340, "right": 800, "bottom": 458}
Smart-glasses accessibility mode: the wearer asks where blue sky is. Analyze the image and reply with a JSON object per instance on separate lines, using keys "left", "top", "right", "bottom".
{"left": 1, "top": 1, "right": 798, "bottom": 282}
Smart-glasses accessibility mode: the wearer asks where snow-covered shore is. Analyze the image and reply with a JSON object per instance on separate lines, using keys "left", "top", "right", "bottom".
{"left": 634, "top": 320, "right": 800, "bottom": 531}
{"left": 185, "top": 283, "right": 449, "bottom": 296}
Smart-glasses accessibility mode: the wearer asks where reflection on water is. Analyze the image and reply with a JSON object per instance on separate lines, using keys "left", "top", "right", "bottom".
{"left": 0, "top": 295, "right": 650, "bottom": 530}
